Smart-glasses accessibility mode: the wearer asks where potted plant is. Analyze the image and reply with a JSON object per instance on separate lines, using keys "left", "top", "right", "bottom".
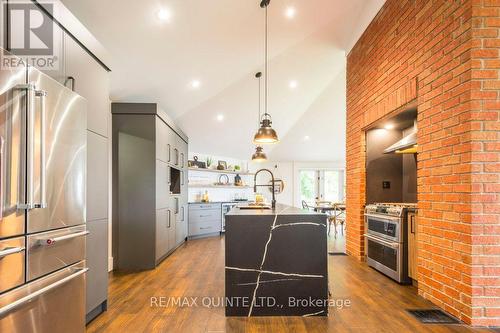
{"left": 206, "top": 157, "right": 214, "bottom": 168}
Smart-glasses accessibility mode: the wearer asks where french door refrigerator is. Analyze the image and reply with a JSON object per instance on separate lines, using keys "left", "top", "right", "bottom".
{"left": 0, "top": 49, "right": 88, "bottom": 332}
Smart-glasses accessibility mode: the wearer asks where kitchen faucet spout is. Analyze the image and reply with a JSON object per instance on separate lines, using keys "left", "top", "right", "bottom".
{"left": 253, "top": 169, "right": 276, "bottom": 209}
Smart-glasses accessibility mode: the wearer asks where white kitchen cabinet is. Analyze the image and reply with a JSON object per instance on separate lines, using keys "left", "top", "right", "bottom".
{"left": 86, "top": 218, "right": 108, "bottom": 315}
{"left": 87, "top": 131, "right": 108, "bottom": 221}
{"left": 64, "top": 34, "right": 110, "bottom": 137}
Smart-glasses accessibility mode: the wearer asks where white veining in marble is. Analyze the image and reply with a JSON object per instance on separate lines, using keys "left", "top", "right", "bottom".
{"left": 272, "top": 222, "right": 326, "bottom": 230}
{"left": 225, "top": 266, "right": 324, "bottom": 278}
{"left": 235, "top": 278, "right": 301, "bottom": 286}
{"left": 248, "top": 206, "right": 290, "bottom": 316}
{"left": 303, "top": 310, "right": 325, "bottom": 317}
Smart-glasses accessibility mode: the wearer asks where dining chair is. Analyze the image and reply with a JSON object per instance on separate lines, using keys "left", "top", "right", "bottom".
{"left": 328, "top": 203, "right": 346, "bottom": 237}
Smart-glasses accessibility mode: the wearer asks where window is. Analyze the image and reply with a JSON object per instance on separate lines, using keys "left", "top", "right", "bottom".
{"left": 299, "top": 170, "right": 344, "bottom": 205}
{"left": 299, "top": 170, "right": 317, "bottom": 204}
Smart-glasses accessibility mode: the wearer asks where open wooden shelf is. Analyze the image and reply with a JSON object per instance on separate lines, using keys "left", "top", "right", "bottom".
{"left": 188, "top": 167, "right": 254, "bottom": 176}
{"left": 188, "top": 184, "right": 252, "bottom": 189}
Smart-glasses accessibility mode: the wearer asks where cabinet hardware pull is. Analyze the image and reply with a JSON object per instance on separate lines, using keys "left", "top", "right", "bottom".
{"left": 64, "top": 76, "right": 76, "bottom": 91}
{"left": 364, "top": 234, "right": 399, "bottom": 249}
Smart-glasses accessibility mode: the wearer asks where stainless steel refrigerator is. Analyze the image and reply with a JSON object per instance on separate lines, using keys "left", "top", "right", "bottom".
{"left": 0, "top": 49, "right": 87, "bottom": 332}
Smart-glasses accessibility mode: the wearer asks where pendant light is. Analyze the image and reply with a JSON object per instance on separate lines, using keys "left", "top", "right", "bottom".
{"left": 252, "top": 72, "right": 268, "bottom": 162}
{"left": 253, "top": 0, "right": 279, "bottom": 145}
{"left": 252, "top": 146, "right": 268, "bottom": 162}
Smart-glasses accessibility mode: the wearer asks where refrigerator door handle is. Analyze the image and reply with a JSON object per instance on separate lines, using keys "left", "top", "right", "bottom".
{"left": 14, "top": 83, "right": 36, "bottom": 209}
{"left": 36, "top": 230, "right": 89, "bottom": 246}
{"left": 0, "top": 246, "right": 24, "bottom": 259}
{"left": 0, "top": 267, "right": 88, "bottom": 317}
{"left": 33, "top": 89, "right": 47, "bottom": 209}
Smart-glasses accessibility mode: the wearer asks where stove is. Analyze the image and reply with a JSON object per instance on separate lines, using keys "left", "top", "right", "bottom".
{"left": 364, "top": 202, "right": 417, "bottom": 284}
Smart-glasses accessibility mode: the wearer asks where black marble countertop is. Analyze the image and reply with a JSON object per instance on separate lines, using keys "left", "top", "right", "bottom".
{"left": 226, "top": 203, "right": 325, "bottom": 216}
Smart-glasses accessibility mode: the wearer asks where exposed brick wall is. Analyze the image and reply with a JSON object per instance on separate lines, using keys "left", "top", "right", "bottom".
{"left": 470, "top": 0, "right": 500, "bottom": 327}
{"left": 346, "top": 0, "right": 499, "bottom": 326}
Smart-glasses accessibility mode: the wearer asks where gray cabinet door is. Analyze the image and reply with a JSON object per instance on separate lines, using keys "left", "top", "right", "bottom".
{"left": 64, "top": 34, "right": 110, "bottom": 137}
{"left": 166, "top": 128, "right": 178, "bottom": 167}
{"left": 156, "top": 160, "right": 169, "bottom": 210}
{"left": 155, "top": 209, "right": 168, "bottom": 261}
{"left": 168, "top": 197, "right": 178, "bottom": 251}
{"left": 86, "top": 218, "right": 108, "bottom": 313}
{"left": 87, "top": 131, "right": 109, "bottom": 221}
{"left": 155, "top": 118, "right": 169, "bottom": 163}
{"left": 176, "top": 203, "right": 187, "bottom": 245}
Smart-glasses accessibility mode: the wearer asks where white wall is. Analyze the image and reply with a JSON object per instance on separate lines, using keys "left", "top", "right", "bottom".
{"left": 249, "top": 161, "right": 295, "bottom": 206}
{"left": 249, "top": 161, "right": 345, "bottom": 208}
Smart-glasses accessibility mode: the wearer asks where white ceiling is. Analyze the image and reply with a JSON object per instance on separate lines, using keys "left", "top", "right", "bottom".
{"left": 61, "top": 0, "right": 384, "bottom": 162}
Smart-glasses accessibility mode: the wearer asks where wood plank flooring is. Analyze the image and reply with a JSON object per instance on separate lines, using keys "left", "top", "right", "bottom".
{"left": 87, "top": 236, "right": 494, "bottom": 333}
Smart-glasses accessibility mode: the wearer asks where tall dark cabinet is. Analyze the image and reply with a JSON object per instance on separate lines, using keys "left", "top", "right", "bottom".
{"left": 112, "top": 103, "right": 188, "bottom": 270}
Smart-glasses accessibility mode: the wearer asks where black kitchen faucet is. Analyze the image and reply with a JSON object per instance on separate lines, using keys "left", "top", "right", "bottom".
{"left": 253, "top": 169, "right": 276, "bottom": 209}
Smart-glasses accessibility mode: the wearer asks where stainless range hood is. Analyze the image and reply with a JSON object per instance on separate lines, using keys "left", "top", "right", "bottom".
{"left": 384, "top": 120, "right": 418, "bottom": 154}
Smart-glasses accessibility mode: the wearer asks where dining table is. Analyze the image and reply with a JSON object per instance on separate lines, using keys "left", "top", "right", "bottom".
{"left": 312, "top": 202, "right": 346, "bottom": 214}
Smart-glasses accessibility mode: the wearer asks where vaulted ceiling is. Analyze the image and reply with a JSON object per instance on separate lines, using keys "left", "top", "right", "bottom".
{"left": 61, "top": 0, "right": 385, "bottom": 162}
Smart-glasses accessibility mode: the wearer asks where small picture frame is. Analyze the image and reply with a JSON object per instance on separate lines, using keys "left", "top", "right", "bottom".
{"left": 217, "top": 160, "right": 227, "bottom": 170}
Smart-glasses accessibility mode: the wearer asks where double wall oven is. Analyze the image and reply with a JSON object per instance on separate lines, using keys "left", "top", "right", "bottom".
{"left": 364, "top": 203, "right": 416, "bottom": 284}
{"left": 0, "top": 49, "right": 87, "bottom": 332}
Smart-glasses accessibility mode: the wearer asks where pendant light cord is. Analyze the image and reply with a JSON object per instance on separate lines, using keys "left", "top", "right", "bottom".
{"left": 264, "top": 4, "right": 269, "bottom": 119}
{"left": 258, "top": 74, "right": 261, "bottom": 126}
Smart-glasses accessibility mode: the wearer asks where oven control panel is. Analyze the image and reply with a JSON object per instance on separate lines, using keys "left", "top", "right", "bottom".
{"left": 365, "top": 204, "right": 404, "bottom": 217}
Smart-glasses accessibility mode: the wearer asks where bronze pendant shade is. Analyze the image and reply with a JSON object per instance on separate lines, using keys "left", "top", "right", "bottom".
{"left": 253, "top": 117, "right": 279, "bottom": 144}
{"left": 252, "top": 146, "right": 268, "bottom": 162}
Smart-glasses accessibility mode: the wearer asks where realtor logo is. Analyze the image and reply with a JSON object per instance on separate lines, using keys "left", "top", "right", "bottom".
{"left": 1, "top": 0, "right": 59, "bottom": 70}
{"left": 7, "top": 2, "right": 53, "bottom": 55}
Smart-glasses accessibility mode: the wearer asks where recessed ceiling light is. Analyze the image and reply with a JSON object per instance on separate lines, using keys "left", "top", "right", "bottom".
{"left": 384, "top": 123, "right": 395, "bottom": 130}
{"left": 289, "top": 80, "right": 298, "bottom": 89}
{"left": 190, "top": 80, "right": 201, "bottom": 89}
{"left": 304, "top": 135, "right": 310, "bottom": 141}
{"left": 157, "top": 9, "right": 171, "bottom": 21}
{"left": 285, "top": 7, "right": 296, "bottom": 19}
{"left": 216, "top": 114, "right": 224, "bottom": 122}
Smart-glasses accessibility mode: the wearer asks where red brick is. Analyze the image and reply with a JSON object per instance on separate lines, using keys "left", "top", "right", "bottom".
{"left": 347, "top": 0, "right": 500, "bottom": 327}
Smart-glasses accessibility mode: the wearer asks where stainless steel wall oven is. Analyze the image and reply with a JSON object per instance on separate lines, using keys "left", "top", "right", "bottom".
{"left": 364, "top": 203, "right": 416, "bottom": 284}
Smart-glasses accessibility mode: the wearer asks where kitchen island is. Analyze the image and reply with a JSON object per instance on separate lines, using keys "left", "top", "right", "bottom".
{"left": 225, "top": 204, "right": 328, "bottom": 317}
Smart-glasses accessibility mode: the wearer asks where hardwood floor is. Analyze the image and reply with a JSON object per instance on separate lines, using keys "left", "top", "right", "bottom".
{"left": 87, "top": 236, "right": 493, "bottom": 333}
{"left": 328, "top": 224, "right": 346, "bottom": 253}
